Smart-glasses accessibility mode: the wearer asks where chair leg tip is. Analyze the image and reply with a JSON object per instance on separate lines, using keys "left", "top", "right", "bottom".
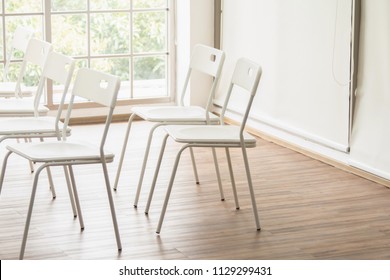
{"left": 133, "top": 205, "right": 137, "bottom": 208}
{"left": 156, "top": 232, "right": 160, "bottom": 234}
{"left": 196, "top": 182, "right": 200, "bottom": 185}
{"left": 257, "top": 228, "right": 261, "bottom": 231}
{"left": 145, "top": 212, "right": 148, "bottom": 215}
{"left": 236, "top": 207, "right": 240, "bottom": 210}
{"left": 221, "top": 199, "right": 225, "bottom": 201}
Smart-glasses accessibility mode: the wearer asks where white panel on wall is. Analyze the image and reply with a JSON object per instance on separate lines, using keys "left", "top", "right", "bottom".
{"left": 176, "top": 0, "right": 215, "bottom": 107}
{"left": 349, "top": 0, "right": 390, "bottom": 180}
{"left": 217, "top": 0, "right": 352, "bottom": 152}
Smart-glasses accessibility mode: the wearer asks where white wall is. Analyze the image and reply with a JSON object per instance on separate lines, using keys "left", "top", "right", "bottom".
{"left": 176, "top": 0, "right": 214, "bottom": 107}
{"left": 349, "top": 0, "right": 390, "bottom": 180}
{"left": 175, "top": 0, "right": 390, "bottom": 183}
{"left": 217, "top": 0, "right": 352, "bottom": 155}
{"left": 215, "top": 0, "right": 390, "bottom": 182}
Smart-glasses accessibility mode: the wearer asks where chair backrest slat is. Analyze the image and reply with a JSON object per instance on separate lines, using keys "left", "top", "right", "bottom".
{"left": 231, "top": 58, "right": 262, "bottom": 95}
{"left": 180, "top": 44, "right": 225, "bottom": 109}
{"left": 63, "top": 68, "right": 121, "bottom": 152}
{"left": 221, "top": 58, "right": 262, "bottom": 131}
{"left": 22, "top": 38, "right": 52, "bottom": 68}
{"left": 4, "top": 27, "right": 34, "bottom": 81}
{"left": 71, "top": 68, "right": 121, "bottom": 109}
{"left": 11, "top": 27, "right": 34, "bottom": 54}
{"left": 32, "top": 51, "right": 75, "bottom": 137}
{"left": 189, "top": 44, "right": 225, "bottom": 77}
{"left": 15, "top": 38, "right": 52, "bottom": 98}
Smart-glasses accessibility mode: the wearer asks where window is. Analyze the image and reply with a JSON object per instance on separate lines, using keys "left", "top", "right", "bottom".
{"left": 0, "top": 0, "right": 174, "bottom": 107}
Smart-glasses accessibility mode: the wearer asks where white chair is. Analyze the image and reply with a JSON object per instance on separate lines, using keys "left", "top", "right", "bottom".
{"left": 0, "top": 51, "right": 75, "bottom": 202}
{"left": 114, "top": 44, "right": 226, "bottom": 208}
{"left": 147, "top": 58, "right": 262, "bottom": 234}
{"left": 0, "top": 68, "right": 122, "bottom": 259}
{"left": 0, "top": 51, "right": 75, "bottom": 143}
{"left": 0, "top": 38, "right": 52, "bottom": 117}
{"left": 1, "top": 26, "right": 34, "bottom": 98}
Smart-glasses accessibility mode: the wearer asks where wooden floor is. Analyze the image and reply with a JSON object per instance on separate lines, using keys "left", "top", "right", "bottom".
{"left": 1, "top": 121, "right": 390, "bottom": 260}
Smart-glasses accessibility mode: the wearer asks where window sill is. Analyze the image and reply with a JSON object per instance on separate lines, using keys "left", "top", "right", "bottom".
{"left": 48, "top": 103, "right": 176, "bottom": 125}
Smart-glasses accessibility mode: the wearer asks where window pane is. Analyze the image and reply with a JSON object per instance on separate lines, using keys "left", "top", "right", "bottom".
{"left": 51, "top": 0, "right": 86, "bottom": 12}
{"left": 133, "top": 0, "right": 167, "bottom": 9}
{"left": 5, "top": 0, "right": 42, "bottom": 13}
{"left": 90, "top": 0, "right": 130, "bottom": 10}
{"left": 133, "top": 11, "right": 166, "bottom": 53}
{"left": 90, "top": 13, "right": 130, "bottom": 55}
{"left": 91, "top": 57, "right": 130, "bottom": 100}
{"left": 91, "top": 57, "right": 129, "bottom": 80}
{"left": 6, "top": 15, "right": 43, "bottom": 39}
{"left": 0, "top": 21, "right": 3, "bottom": 62}
{"left": 52, "top": 14, "right": 87, "bottom": 56}
{"left": 0, "top": 65, "right": 4, "bottom": 82}
{"left": 133, "top": 55, "right": 167, "bottom": 98}
{"left": 6, "top": 16, "right": 43, "bottom": 41}
{"left": 7, "top": 62, "right": 41, "bottom": 86}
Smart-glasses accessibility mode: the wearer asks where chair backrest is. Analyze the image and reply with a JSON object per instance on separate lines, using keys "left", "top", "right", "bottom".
{"left": 15, "top": 38, "right": 53, "bottom": 98}
{"left": 63, "top": 68, "right": 121, "bottom": 151}
{"left": 32, "top": 51, "right": 75, "bottom": 136}
{"left": 179, "top": 44, "right": 225, "bottom": 119}
{"left": 3, "top": 26, "right": 34, "bottom": 81}
{"left": 220, "top": 58, "right": 262, "bottom": 134}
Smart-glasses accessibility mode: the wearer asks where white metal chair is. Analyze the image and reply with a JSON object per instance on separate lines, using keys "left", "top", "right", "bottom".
{"left": 147, "top": 58, "right": 262, "bottom": 234}
{"left": 0, "top": 68, "right": 122, "bottom": 259}
{"left": 0, "top": 51, "right": 75, "bottom": 201}
{"left": 1, "top": 26, "right": 35, "bottom": 98}
{"left": 114, "top": 44, "right": 226, "bottom": 208}
{"left": 0, "top": 38, "right": 52, "bottom": 117}
{"left": 0, "top": 51, "right": 75, "bottom": 143}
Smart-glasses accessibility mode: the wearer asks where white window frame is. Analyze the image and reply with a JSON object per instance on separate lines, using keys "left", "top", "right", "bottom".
{"left": 0, "top": 0, "right": 176, "bottom": 109}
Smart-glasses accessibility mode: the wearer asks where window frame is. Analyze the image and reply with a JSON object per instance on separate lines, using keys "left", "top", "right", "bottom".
{"left": 0, "top": 0, "right": 176, "bottom": 110}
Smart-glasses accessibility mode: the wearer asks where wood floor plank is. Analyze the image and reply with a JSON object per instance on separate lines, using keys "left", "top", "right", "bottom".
{"left": 1, "top": 121, "right": 390, "bottom": 260}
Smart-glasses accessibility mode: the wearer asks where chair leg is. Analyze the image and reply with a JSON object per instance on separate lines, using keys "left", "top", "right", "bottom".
{"left": 134, "top": 123, "right": 161, "bottom": 208}
{"left": 156, "top": 145, "right": 187, "bottom": 234}
{"left": 67, "top": 166, "right": 84, "bottom": 230}
{"left": 63, "top": 166, "right": 78, "bottom": 218}
{"left": 0, "top": 151, "right": 13, "bottom": 195}
{"left": 225, "top": 148, "right": 240, "bottom": 209}
{"left": 241, "top": 146, "right": 261, "bottom": 231}
{"left": 113, "top": 113, "right": 135, "bottom": 191}
{"left": 46, "top": 167, "right": 56, "bottom": 199}
{"left": 102, "top": 161, "right": 122, "bottom": 251}
{"left": 189, "top": 147, "right": 200, "bottom": 184}
{"left": 145, "top": 134, "right": 169, "bottom": 214}
{"left": 19, "top": 164, "right": 46, "bottom": 260}
{"left": 28, "top": 160, "right": 34, "bottom": 173}
{"left": 39, "top": 137, "right": 56, "bottom": 198}
{"left": 212, "top": 147, "right": 225, "bottom": 201}
{"left": 25, "top": 138, "right": 34, "bottom": 173}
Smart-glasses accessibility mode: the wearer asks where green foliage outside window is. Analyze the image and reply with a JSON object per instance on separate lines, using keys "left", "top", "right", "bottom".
{"left": 1, "top": 0, "right": 169, "bottom": 97}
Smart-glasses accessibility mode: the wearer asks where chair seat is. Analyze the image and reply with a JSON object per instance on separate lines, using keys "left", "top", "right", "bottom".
{"left": 164, "top": 125, "right": 257, "bottom": 146}
{"left": 0, "top": 98, "right": 49, "bottom": 116}
{"left": 0, "top": 116, "right": 70, "bottom": 136}
{"left": 7, "top": 140, "right": 114, "bottom": 162}
{"left": 132, "top": 105, "right": 220, "bottom": 123}
{"left": 0, "top": 82, "right": 33, "bottom": 98}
